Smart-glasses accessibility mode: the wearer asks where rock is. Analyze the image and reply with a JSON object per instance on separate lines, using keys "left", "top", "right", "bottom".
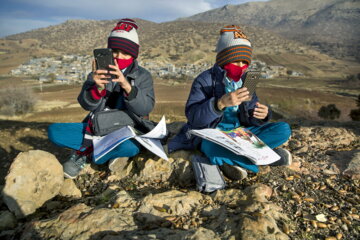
{"left": 212, "top": 188, "right": 247, "bottom": 206}
{"left": 343, "top": 151, "right": 360, "bottom": 179}
{"left": 113, "top": 190, "right": 137, "bottom": 209}
{"left": 200, "top": 184, "right": 290, "bottom": 240}
{"left": 135, "top": 156, "right": 172, "bottom": 182}
{"left": 169, "top": 157, "right": 194, "bottom": 187}
{"left": 316, "top": 213, "right": 328, "bottom": 222}
{"left": 239, "top": 214, "right": 289, "bottom": 240}
{"left": 58, "top": 179, "right": 82, "bottom": 198}
{"left": 244, "top": 183, "right": 273, "bottom": 202}
{"left": 136, "top": 190, "right": 210, "bottom": 224}
{"left": 43, "top": 201, "right": 62, "bottom": 211}
{"left": 134, "top": 155, "right": 194, "bottom": 186}
{"left": 108, "top": 157, "right": 133, "bottom": 179}
{"left": 169, "top": 149, "right": 194, "bottom": 161}
{"left": 2, "top": 150, "right": 64, "bottom": 218}
{"left": 236, "top": 185, "right": 289, "bottom": 239}
{"left": 287, "top": 159, "right": 305, "bottom": 173}
{"left": 0, "top": 210, "right": 17, "bottom": 231}
{"left": 187, "top": 227, "right": 221, "bottom": 240}
{"left": 20, "top": 203, "right": 136, "bottom": 240}
{"left": 94, "top": 227, "right": 219, "bottom": 240}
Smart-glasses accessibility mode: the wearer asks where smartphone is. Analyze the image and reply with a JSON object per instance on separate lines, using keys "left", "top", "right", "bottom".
{"left": 93, "top": 48, "right": 115, "bottom": 72}
{"left": 242, "top": 71, "right": 261, "bottom": 98}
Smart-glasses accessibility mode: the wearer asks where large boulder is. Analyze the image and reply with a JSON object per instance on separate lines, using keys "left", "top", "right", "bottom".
{"left": 20, "top": 203, "right": 136, "bottom": 240}
{"left": 2, "top": 150, "right": 64, "bottom": 218}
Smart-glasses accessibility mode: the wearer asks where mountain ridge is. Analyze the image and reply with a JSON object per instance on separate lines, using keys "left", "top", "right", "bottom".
{"left": 180, "top": 0, "right": 360, "bottom": 61}
{"left": 1, "top": 10, "right": 359, "bottom": 78}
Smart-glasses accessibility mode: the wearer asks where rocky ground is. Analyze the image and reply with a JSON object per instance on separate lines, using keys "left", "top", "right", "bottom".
{"left": 0, "top": 119, "right": 359, "bottom": 240}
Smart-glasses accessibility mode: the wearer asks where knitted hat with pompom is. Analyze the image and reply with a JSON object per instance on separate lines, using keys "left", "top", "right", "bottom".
{"left": 215, "top": 25, "right": 252, "bottom": 67}
{"left": 108, "top": 18, "right": 139, "bottom": 58}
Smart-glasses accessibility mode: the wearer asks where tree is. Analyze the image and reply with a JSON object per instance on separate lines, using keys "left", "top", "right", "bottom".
{"left": 318, "top": 104, "right": 341, "bottom": 120}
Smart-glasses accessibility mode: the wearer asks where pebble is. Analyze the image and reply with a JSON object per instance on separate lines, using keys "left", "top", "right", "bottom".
{"left": 341, "top": 217, "right": 351, "bottom": 225}
{"left": 331, "top": 206, "right": 339, "bottom": 211}
{"left": 311, "top": 220, "right": 317, "bottom": 228}
{"left": 320, "top": 185, "right": 327, "bottom": 190}
{"left": 323, "top": 203, "right": 332, "bottom": 208}
{"left": 336, "top": 233, "right": 343, "bottom": 239}
{"left": 286, "top": 176, "right": 294, "bottom": 181}
{"left": 282, "top": 224, "right": 290, "bottom": 234}
{"left": 317, "top": 222, "right": 327, "bottom": 228}
{"left": 304, "top": 198, "right": 315, "bottom": 203}
{"left": 325, "top": 237, "right": 337, "bottom": 240}
{"left": 341, "top": 224, "right": 348, "bottom": 231}
{"left": 316, "top": 214, "right": 327, "bottom": 222}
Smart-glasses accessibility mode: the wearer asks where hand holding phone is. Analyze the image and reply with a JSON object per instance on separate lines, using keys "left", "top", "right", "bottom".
{"left": 242, "top": 71, "right": 261, "bottom": 98}
{"left": 92, "top": 48, "right": 116, "bottom": 89}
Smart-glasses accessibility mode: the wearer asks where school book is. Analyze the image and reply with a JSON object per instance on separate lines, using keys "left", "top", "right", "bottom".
{"left": 189, "top": 127, "right": 280, "bottom": 165}
{"left": 93, "top": 116, "right": 168, "bottom": 162}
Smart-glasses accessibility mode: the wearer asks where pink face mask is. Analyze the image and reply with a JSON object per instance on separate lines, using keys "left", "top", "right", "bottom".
{"left": 115, "top": 57, "right": 133, "bottom": 70}
{"left": 223, "top": 63, "right": 248, "bottom": 82}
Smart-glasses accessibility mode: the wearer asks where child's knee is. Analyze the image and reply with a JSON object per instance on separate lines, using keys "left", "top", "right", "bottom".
{"left": 47, "top": 123, "right": 60, "bottom": 143}
{"left": 276, "top": 122, "right": 291, "bottom": 139}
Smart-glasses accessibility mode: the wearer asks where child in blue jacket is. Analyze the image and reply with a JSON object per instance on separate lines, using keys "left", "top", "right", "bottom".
{"left": 168, "top": 25, "right": 292, "bottom": 180}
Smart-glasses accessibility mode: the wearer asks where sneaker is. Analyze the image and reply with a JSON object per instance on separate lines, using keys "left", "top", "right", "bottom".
{"left": 220, "top": 163, "right": 248, "bottom": 181}
{"left": 62, "top": 152, "right": 88, "bottom": 179}
{"left": 270, "top": 148, "right": 292, "bottom": 166}
{"left": 108, "top": 157, "right": 129, "bottom": 172}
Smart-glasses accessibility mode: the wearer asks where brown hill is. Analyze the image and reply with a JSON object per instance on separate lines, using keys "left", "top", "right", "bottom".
{"left": 1, "top": 17, "right": 359, "bottom": 77}
{"left": 181, "top": 0, "right": 360, "bottom": 62}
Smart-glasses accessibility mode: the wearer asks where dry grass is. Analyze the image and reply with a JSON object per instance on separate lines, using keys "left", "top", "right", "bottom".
{"left": 0, "top": 75, "right": 357, "bottom": 122}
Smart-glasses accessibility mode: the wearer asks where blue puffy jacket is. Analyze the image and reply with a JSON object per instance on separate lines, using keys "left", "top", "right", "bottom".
{"left": 168, "top": 63, "right": 272, "bottom": 153}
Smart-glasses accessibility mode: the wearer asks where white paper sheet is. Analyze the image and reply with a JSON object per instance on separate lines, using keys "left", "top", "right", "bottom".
{"left": 190, "top": 127, "right": 280, "bottom": 165}
{"left": 92, "top": 116, "right": 168, "bottom": 162}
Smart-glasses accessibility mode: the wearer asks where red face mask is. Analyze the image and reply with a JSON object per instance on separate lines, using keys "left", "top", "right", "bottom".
{"left": 223, "top": 63, "right": 248, "bottom": 82}
{"left": 115, "top": 57, "right": 133, "bottom": 70}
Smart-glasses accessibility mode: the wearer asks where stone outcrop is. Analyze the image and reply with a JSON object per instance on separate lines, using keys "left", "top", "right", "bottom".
{"left": 1, "top": 122, "right": 359, "bottom": 239}
{"left": 19, "top": 183, "right": 289, "bottom": 240}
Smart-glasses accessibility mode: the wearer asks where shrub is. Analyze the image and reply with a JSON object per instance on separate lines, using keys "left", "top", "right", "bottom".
{"left": 0, "top": 86, "right": 38, "bottom": 116}
{"left": 349, "top": 94, "right": 360, "bottom": 121}
{"left": 318, "top": 104, "right": 341, "bottom": 120}
{"left": 349, "top": 109, "right": 360, "bottom": 121}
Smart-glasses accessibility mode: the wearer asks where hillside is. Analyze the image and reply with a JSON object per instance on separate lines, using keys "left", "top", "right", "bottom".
{"left": 1, "top": 18, "right": 358, "bottom": 78}
{"left": 182, "top": 0, "right": 360, "bottom": 61}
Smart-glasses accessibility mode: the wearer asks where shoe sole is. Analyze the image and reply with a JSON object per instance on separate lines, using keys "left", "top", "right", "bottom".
{"left": 63, "top": 172, "right": 77, "bottom": 179}
{"left": 283, "top": 150, "right": 292, "bottom": 166}
{"left": 221, "top": 164, "right": 247, "bottom": 180}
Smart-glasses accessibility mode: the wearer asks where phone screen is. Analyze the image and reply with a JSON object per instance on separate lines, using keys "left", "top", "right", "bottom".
{"left": 93, "top": 48, "right": 115, "bottom": 71}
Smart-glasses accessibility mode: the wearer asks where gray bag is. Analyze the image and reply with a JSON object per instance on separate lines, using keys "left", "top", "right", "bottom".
{"left": 191, "top": 155, "right": 226, "bottom": 193}
{"left": 92, "top": 109, "right": 134, "bottom": 136}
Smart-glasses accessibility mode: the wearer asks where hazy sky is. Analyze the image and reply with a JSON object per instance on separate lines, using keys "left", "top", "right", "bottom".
{"left": 0, "top": 0, "right": 269, "bottom": 37}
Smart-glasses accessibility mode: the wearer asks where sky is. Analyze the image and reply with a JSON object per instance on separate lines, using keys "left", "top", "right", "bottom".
{"left": 0, "top": 0, "right": 268, "bottom": 37}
